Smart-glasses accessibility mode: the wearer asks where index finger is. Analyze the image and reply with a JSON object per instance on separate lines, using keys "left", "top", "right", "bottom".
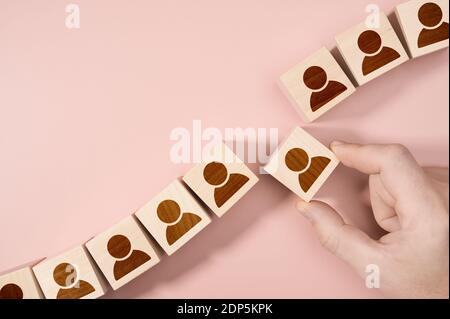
{"left": 330, "top": 142, "right": 431, "bottom": 211}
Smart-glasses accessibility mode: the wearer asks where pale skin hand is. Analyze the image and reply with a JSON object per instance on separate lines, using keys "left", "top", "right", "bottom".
{"left": 296, "top": 142, "right": 449, "bottom": 298}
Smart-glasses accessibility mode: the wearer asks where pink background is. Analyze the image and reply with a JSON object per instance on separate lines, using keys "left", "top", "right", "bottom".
{"left": 0, "top": 0, "right": 448, "bottom": 298}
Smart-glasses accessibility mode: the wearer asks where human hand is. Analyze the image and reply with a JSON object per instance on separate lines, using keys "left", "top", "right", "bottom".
{"left": 296, "top": 142, "right": 449, "bottom": 298}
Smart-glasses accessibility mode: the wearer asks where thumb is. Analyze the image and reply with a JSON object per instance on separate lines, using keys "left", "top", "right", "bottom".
{"left": 297, "top": 200, "right": 381, "bottom": 277}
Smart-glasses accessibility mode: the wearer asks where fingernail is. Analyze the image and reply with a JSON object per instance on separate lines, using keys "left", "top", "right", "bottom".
{"left": 330, "top": 140, "right": 344, "bottom": 150}
{"left": 296, "top": 201, "right": 312, "bottom": 220}
{"left": 296, "top": 200, "right": 307, "bottom": 212}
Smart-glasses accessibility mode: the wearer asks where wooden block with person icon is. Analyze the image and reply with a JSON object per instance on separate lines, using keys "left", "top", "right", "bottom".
{"left": 395, "top": 0, "right": 449, "bottom": 58}
{"left": 32, "top": 245, "right": 108, "bottom": 299}
{"left": 335, "top": 11, "right": 409, "bottom": 86}
{"left": 264, "top": 127, "right": 339, "bottom": 202}
{"left": 134, "top": 180, "right": 211, "bottom": 256}
{"left": 279, "top": 47, "right": 356, "bottom": 122}
{"left": 0, "top": 264, "right": 43, "bottom": 299}
{"left": 182, "top": 142, "right": 259, "bottom": 217}
{"left": 85, "top": 216, "right": 162, "bottom": 290}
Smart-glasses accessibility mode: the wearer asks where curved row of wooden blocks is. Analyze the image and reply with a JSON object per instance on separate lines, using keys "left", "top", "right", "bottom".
{"left": 1, "top": 0, "right": 448, "bottom": 299}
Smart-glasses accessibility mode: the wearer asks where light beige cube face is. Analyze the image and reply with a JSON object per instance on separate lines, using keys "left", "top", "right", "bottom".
{"left": 264, "top": 127, "right": 339, "bottom": 202}
{"left": 134, "top": 180, "right": 211, "bottom": 256}
{"left": 395, "top": 0, "right": 449, "bottom": 58}
{"left": 0, "top": 267, "right": 43, "bottom": 299}
{"left": 32, "top": 246, "right": 107, "bottom": 299}
{"left": 182, "top": 142, "right": 259, "bottom": 217}
{"left": 335, "top": 12, "right": 409, "bottom": 85}
{"left": 279, "top": 47, "right": 356, "bottom": 122}
{"left": 85, "top": 216, "right": 161, "bottom": 290}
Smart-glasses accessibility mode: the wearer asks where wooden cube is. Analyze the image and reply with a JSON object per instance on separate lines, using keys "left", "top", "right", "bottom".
{"left": 335, "top": 11, "right": 409, "bottom": 85}
{"left": 279, "top": 47, "right": 356, "bottom": 122}
{"left": 264, "top": 127, "right": 339, "bottom": 202}
{"left": 395, "top": 0, "right": 449, "bottom": 58}
{"left": 0, "top": 264, "right": 43, "bottom": 299}
{"left": 32, "top": 245, "right": 108, "bottom": 299}
{"left": 134, "top": 180, "right": 211, "bottom": 255}
{"left": 85, "top": 216, "right": 162, "bottom": 290}
{"left": 182, "top": 142, "right": 259, "bottom": 217}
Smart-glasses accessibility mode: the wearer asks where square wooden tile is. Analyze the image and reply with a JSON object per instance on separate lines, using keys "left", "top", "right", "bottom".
{"left": 264, "top": 127, "right": 339, "bottom": 202}
{"left": 335, "top": 11, "right": 409, "bottom": 85}
{"left": 395, "top": 0, "right": 449, "bottom": 58}
{"left": 0, "top": 265, "right": 43, "bottom": 299}
{"left": 86, "top": 216, "right": 162, "bottom": 290}
{"left": 32, "top": 245, "right": 108, "bottom": 299}
{"left": 279, "top": 47, "right": 356, "bottom": 122}
{"left": 134, "top": 180, "right": 211, "bottom": 256}
{"left": 182, "top": 142, "right": 259, "bottom": 217}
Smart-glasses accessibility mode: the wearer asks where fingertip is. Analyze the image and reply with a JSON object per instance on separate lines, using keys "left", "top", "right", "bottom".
{"left": 330, "top": 140, "right": 352, "bottom": 155}
{"left": 296, "top": 200, "right": 309, "bottom": 213}
{"left": 330, "top": 142, "right": 363, "bottom": 169}
{"left": 330, "top": 140, "right": 345, "bottom": 150}
{"left": 296, "top": 200, "right": 315, "bottom": 221}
